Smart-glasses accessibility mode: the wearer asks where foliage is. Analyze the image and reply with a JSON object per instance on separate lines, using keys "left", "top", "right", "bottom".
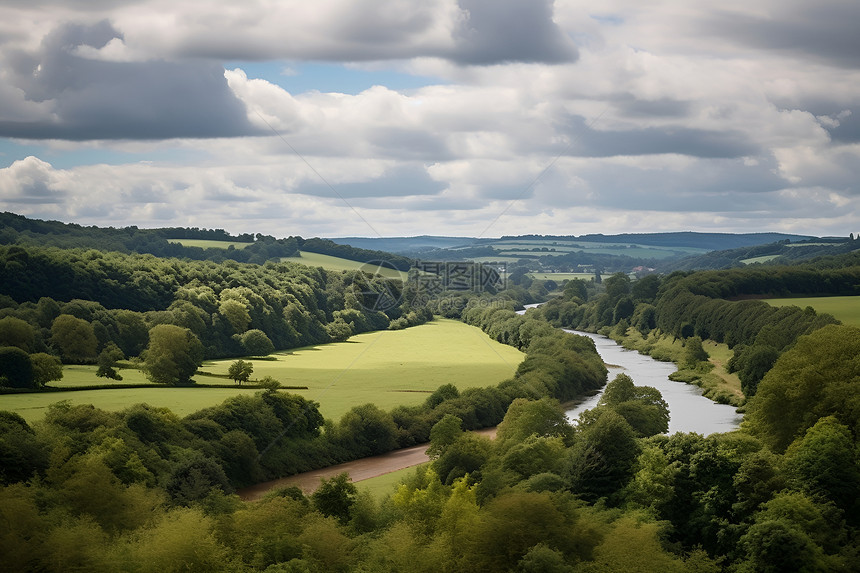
{"left": 0, "top": 346, "right": 33, "bottom": 388}
{"left": 227, "top": 359, "right": 254, "bottom": 385}
{"left": 143, "top": 324, "right": 204, "bottom": 385}
{"left": 745, "top": 324, "right": 860, "bottom": 452}
{"left": 311, "top": 472, "right": 357, "bottom": 524}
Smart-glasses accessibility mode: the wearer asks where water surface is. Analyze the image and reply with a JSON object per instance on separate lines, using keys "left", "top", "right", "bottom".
{"left": 564, "top": 330, "right": 742, "bottom": 435}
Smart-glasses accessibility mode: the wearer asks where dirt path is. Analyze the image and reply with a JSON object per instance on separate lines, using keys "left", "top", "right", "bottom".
{"left": 238, "top": 427, "right": 497, "bottom": 501}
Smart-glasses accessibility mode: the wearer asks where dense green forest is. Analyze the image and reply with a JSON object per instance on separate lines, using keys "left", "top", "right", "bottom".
{"left": 0, "top": 211, "right": 413, "bottom": 269}
{"left": 2, "top": 216, "right": 860, "bottom": 571}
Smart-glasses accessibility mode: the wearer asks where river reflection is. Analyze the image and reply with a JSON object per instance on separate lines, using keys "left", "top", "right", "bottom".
{"left": 564, "top": 330, "right": 743, "bottom": 435}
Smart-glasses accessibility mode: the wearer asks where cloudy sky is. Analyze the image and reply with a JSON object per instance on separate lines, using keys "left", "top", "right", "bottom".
{"left": 1, "top": 0, "right": 858, "bottom": 239}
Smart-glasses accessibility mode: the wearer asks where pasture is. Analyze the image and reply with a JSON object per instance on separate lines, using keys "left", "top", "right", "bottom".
{"left": 740, "top": 255, "right": 781, "bottom": 265}
{"left": 2, "top": 319, "right": 524, "bottom": 424}
{"left": 528, "top": 272, "right": 605, "bottom": 281}
{"left": 763, "top": 296, "right": 860, "bottom": 327}
{"left": 281, "top": 251, "right": 407, "bottom": 279}
{"left": 201, "top": 318, "right": 524, "bottom": 420}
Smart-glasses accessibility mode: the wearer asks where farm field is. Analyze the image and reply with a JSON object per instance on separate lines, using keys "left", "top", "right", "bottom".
{"left": 281, "top": 251, "right": 407, "bottom": 279}
{"left": 4, "top": 387, "right": 264, "bottom": 424}
{"left": 2, "top": 319, "right": 523, "bottom": 424}
{"left": 763, "top": 295, "right": 860, "bottom": 326}
{"left": 201, "top": 318, "right": 525, "bottom": 420}
{"left": 741, "top": 255, "right": 781, "bottom": 264}
{"left": 528, "top": 272, "right": 606, "bottom": 281}
{"left": 168, "top": 238, "right": 251, "bottom": 249}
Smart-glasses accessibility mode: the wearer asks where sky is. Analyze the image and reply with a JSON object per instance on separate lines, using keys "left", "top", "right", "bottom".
{"left": 0, "top": 0, "right": 859, "bottom": 239}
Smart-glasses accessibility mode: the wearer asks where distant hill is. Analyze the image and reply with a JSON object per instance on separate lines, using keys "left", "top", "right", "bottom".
{"left": 331, "top": 232, "right": 817, "bottom": 255}
{"left": 0, "top": 212, "right": 411, "bottom": 269}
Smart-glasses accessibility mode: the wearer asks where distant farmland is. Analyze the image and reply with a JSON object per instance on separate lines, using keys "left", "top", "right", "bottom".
{"left": 282, "top": 251, "right": 408, "bottom": 279}
{"left": 763, "top": 296, "right": 860, "bottom": 326}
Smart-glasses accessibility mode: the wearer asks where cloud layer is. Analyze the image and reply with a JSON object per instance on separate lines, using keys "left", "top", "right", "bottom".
{"left": 0, "top": 0, "right": 858, "bottom": 237}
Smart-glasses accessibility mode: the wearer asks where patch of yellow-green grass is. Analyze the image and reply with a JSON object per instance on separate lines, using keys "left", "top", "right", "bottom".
{"left": 48, "top": 365, "right": 155, "bottom": 387}
{"left": 528, "top": 273, "right": 607, "bottom": 281}
{"left": 741, "top": 255, "right": 781, "bottom": 265}
{"left": 762, "top": 295, "right": 860, "bottom": 327}
{"left": 281, "top": 251, "right": 407, "bottom": 280}
{"left": 357, "top": 464, "right": 428, "bottom": 501}
{"left": 2, "top": 320, "right": 523, "bottom": 424}
{"left": 168, "top": 239, "right": 251, "bottom": 249}
{"left": 200, "top": 319, "right": 524, "bottom": 422}
{"left": 2, "top": 387, "right": 264, "bottom": 425}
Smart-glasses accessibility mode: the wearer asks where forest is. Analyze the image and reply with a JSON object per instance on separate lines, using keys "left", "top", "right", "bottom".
{"left": 1, "top": 217, "right": 860, "bottom": 571}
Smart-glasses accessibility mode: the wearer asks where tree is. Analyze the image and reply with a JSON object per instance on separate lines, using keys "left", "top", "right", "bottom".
{"left": 143, "top": 324, "right": 203, "bottom": 385}
{"left": 29, "top": 352, "right": 63, "bottom": 388}
{"left": 0, "top": 346, "right": 33, "bottom": 388}
{"left": 564, "top": 408, "right": 640, "bottom": 502}
{"left": 228, "top": 359, "right": 254, "bottom": 385}
{"left": 496, "top": 397, "right": 573, "bottom": 446}
{"left": 335, "top": 403, "right": 398, "bottom": 457}
{"left": 96, "top": 342, "right": 124, "bottom": 380}
{"left": 745, "top": 324, "right": 860, "bottom": 452}
{"left": 684, "top": 336, "right": 709, "bottom": 368}
{"left": 50, "top": 314, "right": 98, "bottom": 363}
{"left": 783, "top": 416, "right": 860, "bottom": 516}
{"left": 240, "top": 329, "right": 274, "bottom": 356}
{"left": 0, "top": 317, "right": 35, "bottom": 352}
{"left": 312, "top": 472, "right": 357, "bottom": 524}
{"left": 427, "top": 414, "right": 463, "bottom": 459}
{"left": 599, "top": 374, "right": 670, "bottom": 437}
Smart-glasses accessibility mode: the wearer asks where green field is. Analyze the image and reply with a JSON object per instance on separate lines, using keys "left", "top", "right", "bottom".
{"left": 3, "top": 387, "right": 265, "bottom": 424}
{"left": 168, "top": 239, "right": 251, "bottom": 249}
{"left": 357, "top": 464, "right": 427, "bottom": 500}
{"left": 2, "top": 319, "right": 523, "bottom": 424}
{"left": 201, "top": 318, "right": 524, "bottom": 420}
{"left": 281, "top": 251, "right": 407, "bottom": 279}
{"left": 741, "top": 255, "right": 781, "bottom": 265}
{"left": 528, "top": 272, "right": 607, "bottom": 281}
{"left": 492, "top": 241, "right": 708, "bottom": 260}
{"left": 763, "top": 296, "right": 860, "bottom": 327}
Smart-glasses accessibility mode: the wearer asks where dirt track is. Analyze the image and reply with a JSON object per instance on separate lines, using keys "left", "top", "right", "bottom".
{"left": 237, "top": 427, "right": 496, "bottom": 501}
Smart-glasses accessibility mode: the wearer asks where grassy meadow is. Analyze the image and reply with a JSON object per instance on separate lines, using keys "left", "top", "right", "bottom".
{"left": 2, "top": 319, "right": 524, "bottom": 424}
{"left": 763, "top": 295, "right": 860, "bottom": 326}
{"left": 528, "top": 272, "right": 606, "bottom": 281}
{"left": 201, "top": 318, "right": 524, "bottom": 420}
{"left": 281, "top": 251, "right": 408, "bottom": 279}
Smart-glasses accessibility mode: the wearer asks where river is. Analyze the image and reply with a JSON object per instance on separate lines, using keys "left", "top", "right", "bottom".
{"left": 563, "top": 330, "right": 743, "bottom": 435}
{"left": 240, "top": 311, "right": 741, "bottom": 498}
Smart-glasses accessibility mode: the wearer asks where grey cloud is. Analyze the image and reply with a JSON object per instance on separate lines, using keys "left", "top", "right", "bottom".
{"left": 611, "top": 94, "right": 693, "bottom": 119}
{"left": 0, "top": 21, "right": 261, "bottom": 140}
{"left": 826, "top": 110, "right": 860, "bottom": 144}
{"left": 295, "top": 164, "right": 446, "bottom": 199}
{"left": 704, "top": 3, "right": 860, "bottom": 69}
{"left": 173, "top": 0, "right": 576, "bottom": 66}
{"left": 558, "top": 115, "right": 759, "bottom": 159}
{"left": 541, "top": 155, "right": 789, "bottom": 213}
{"left": 452, "top": 0, "right": 577, "bottom": 65}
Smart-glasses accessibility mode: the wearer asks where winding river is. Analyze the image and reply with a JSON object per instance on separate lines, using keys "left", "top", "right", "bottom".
{"left": 563, "top": 329, "right": 742, "bottom": 435}
{"left": 240, "top": 313, "right": 742, "bottom": 498}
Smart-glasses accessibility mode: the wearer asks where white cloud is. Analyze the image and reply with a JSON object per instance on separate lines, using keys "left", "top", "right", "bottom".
{"left": 0, "top": 0, "right": 858, "bottom": 236}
